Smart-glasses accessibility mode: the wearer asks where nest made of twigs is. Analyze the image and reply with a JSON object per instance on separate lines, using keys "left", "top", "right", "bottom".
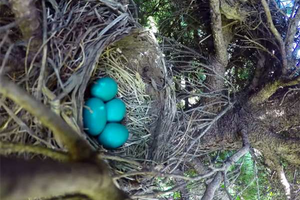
{"left": 87, "top": 31, "right": 176, "bottom": 161}
{"left": 0, "top": 0, "right": 176, "bottom": 166}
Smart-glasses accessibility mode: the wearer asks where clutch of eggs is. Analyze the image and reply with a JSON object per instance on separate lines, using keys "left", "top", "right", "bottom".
{"left": 83, "top": 77, "right": 129, "bottom": 149}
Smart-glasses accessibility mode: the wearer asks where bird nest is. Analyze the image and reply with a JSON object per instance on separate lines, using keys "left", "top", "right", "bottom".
{"left": 0, "top": 0, "right": 176, "bottom": 165}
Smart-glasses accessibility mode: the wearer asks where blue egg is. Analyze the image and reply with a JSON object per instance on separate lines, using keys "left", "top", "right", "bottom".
{"left": 90, "top": 77, "right": 118, "bottom": 102}
{"left": 83, "top": 98, "right": 107, "bottom": 136}
{"left": 106, "top": 98, "right": 126, "bottom": 122}
{"left": 98, "top": 123, "right": 129, "bottom": 149}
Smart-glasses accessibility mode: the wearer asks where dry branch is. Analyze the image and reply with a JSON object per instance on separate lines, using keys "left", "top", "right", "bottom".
{"left": 0, "top": 76, "right": 93, "bottom": 160}
{"left": 0, "top": 141, "right": 71, "bottom": 162}
{"left": 201, "top": 130, "right": 250, "bottom": 200}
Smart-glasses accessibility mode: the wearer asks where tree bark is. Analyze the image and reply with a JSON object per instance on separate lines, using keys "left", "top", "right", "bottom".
{"left": 0, "top": 156, "right": 128, "bottom": 200}
{"left": 199, "top": 88, "right": 300, "bottom": 166}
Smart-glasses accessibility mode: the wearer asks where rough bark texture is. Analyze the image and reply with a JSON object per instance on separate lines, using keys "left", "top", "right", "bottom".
{"left": 200, "top": 88, "right": 300, "bottom": 166}
{"left": 0, "top": 156, "right": 128, "bottom": 200}
{"left": 209, "top": 0, "right": 228, "bottom": 67}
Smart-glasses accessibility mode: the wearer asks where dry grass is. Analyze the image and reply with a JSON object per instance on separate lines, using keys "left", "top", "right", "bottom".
{"left": 0, "top": 0, "right": 233, "bottom": 198}
{"left": 87, "top": 47, "right": 157, "bottom": 160}
{"left": 0, "top": 0, "right": 174, "bottom": 167}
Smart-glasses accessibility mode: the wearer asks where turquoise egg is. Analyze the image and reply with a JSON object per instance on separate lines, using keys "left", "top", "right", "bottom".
{"left": 98, "top": 123, "right": 129, "bottom": 149}
{"left": 83, "top": 98, "right": 107, "bottom": 136}
{"left": 106, "top": 98, "right": 126, "bottom": 122}
{"left": 90, "top": 77, "right": 118, "bottom": 102}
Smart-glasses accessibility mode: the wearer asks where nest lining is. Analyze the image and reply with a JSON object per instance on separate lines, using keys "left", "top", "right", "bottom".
{"left": 87, "top": 46, "right": 156, "bottom": 159}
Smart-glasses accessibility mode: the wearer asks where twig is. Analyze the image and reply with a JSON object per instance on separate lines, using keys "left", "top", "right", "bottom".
{"left": 172, "top": 103, "right": 234, "bottom": 171}
{"left": 270, "top": 0, "right": 288, "bottom": 18}
{"left": 0, "top": 76, "right": 93, "bottom": 160}
{"left": 254, "top": 159, "right": 260, "bottom": 200}
{"left": 280, "top": 88, "right": 300, "bottom": 105}
{"left": 235, "top": 33, "right": 280, "bottom": 62}
{"left": 131, "top": 183, "right": 187, "bottom": 199}
{"left": 0, "top": 44, "right": 14, "bottom": 75}
{"left": 223, "top": 172, "right": 233, "bottom": 200}
{"left": 0, "top": 100, "right": 50, "bottom": 146}
{"left": 36, "top": 0, "right": 48, "bottom": 100}
{"left": 201, "top": 129, "right": 250, "bottom": 200}
{"left": 0, "top": 141, "right": 71, "bottom": 162}
{"left": 113, "top": 171, "right": 192, "bottom": 181}
{"left": 98, "top": 154, "right": 142, "bottom": 169}
{"left": 0, "top": 19, "right": 22, "bottom": 33}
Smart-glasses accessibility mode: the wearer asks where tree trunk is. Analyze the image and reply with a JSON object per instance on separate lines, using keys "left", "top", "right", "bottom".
{"left": 199, "top": 88, "right": 300, "bottom": 166}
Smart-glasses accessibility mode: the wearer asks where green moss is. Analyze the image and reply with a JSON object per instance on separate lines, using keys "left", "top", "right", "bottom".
{"left": 250, "top": 81, "right": 280, "bottom": 104}
{"left": 220, "top": 3, "right": 247, "bottom": 21}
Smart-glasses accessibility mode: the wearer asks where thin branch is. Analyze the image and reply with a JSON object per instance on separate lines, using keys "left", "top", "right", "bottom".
{"left": 132, "top": 183, "right": 187, "bottom": 199}
{"left": 98, "top": 154, "right": 142, "bottom": 169}
{"left": 201, "top": 130, "right": 250, "bottom": 200}
{"left": 0, "top": 76, "right": 93, "bottom": 160}
{"left": 0, "top": 45, "right": 14, "bottom": 75}
{"left": 171, "top": 103, "right": 234, "bottom": 171}
{"left": 113, "top": 171, "right": 192, "bottom": 181}
{"left": 36, "top": 0, "right": 48, "bottom": 100}
{"left": 235, "top": 34, "right": 280, "bottom": 62}
{"left": 0, "top": 99, "right": 50, "bottom": 145}
{"left": 223, "top": 172, "right": 233, "bottom": 200}
{"left": 0, "top": 139, "right": 142, "bottom": 167}
{"left": 0, "top": 18, "right": 23, "bottom": 33}
{"left": 261, "top": 0, "right": 288, "bottom": 74}
{"left": 0, "top": 141, "right": 71, "bottom": 162}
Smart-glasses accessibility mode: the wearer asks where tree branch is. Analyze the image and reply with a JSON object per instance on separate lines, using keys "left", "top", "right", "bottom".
{"left": 285, "top": 5, "right": 300, "bottom": 69}
{"left": 201, "top": 130, "right": 250, "bottom": 200}
{"left": 278, "top": 166, "right": 291, "bottom": 199}
{"left": 209, "top": 0, "right": 228, "bottom": 66}
{"left": 0, "top": 76, "right": 93, "bottom": 161}
{"left": 0, "top": 141, "right": 71, "bottom": 162}
{"left": 250, "top": 76, "right": 300, "bottom": 104}
{"left": 261, "top": 0, "right": 288, "bottom": 75}
{"left": 0, "top": 156, "right": 128, "bottom": 200}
